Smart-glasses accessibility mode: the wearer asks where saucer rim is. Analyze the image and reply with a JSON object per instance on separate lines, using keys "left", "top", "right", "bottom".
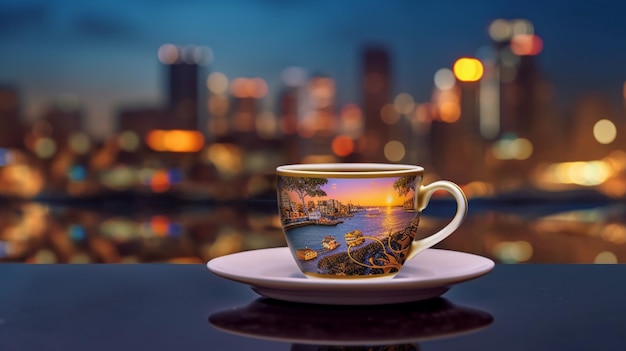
{"left": 207, "top": 247, "right": 494, "bottom": 304}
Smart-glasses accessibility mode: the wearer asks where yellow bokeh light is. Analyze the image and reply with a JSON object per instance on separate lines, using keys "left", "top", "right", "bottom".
{"left": 118, "top": 131, "right": 140, "bottom": 152}
{"left": 593, "top": 119, "right": 617, "bottom": 144}
{"left": 594, "top": 251, "right": 618, "bottom": 264}
{"left": 206, "top": 143, "right": 243, "bottom": 176}
{"left": 384, "top": 140, "right": 405, "bottom": 162}
{"left": 68, "top": 132, "right": 91, "bottom": 154}
{"left": 493, "top": 241, "right": 533, "bottom": 263}
{"left": 453, "top": 58, "right": 484, "bottom": 82}
{"left": 548, "top": 161, "right": 611, "bottom": 186}
{"left": 34, "top": 138, "right": 57, "bottom": 159}
{"left": 492, "top": 137, "right": 533, "bottom": 160}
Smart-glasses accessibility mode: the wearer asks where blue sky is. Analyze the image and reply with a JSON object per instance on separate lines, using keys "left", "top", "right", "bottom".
{"left": 1, "top": 0, "right": 625, "bottom": 137}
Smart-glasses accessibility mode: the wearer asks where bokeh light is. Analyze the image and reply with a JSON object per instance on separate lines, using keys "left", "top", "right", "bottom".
{"left": 593, "top": 119, "right": 617, "bottom": 144}
{"left": 118, "top": 131, "right": 140, "bottom": 152}
{"left": 146, "top": 130, "right": 204, "bottom": 152}
{"left": 384, "top": 140, "right": 405, "bottom": 162}
{"left": 68, "top": 132, "right": 91, "bottom": 155}
{"left": 331, "top": 135, "right": 355, "bottom": 157}
{"left": 511, "top": 34, "right": 543, "bottom": 56}
{"left": 594, "top": 251, "right": 618, "bottom": 264}
{"left": 393, "top": 93, "right": 416, "bottom": 115}
{"left": 207, "top": 72, "right": 229, "bottom": 94}
{"left": 34, "top": 138, "right": 56, "bottom": 159}
{"left": 157, "top": 44, "right": 179, "bottom": 65}
{"left": 453, "top": 58, "right": 484, "bottom": 82}
{"left": 511, "top": 19, "right": 534, "bottom": 36}
{"left": 438, "top": 102, "right": 461, "bottom": 123}
{"left": 488, "top": 19, "right": 512, "bottom": 42}
{"left": 493, "top": 241, "right": 533, "bottom": 263}
{"left": 434, "top": 68, "right": 456, "bottom": 90}
{"left": 492, "top": 137, "right": 533, "bottom": 160}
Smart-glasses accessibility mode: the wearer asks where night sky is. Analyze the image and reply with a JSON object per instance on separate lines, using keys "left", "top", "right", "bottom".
{"left": 1, "top": 0, "right": 625, "bottom": 138}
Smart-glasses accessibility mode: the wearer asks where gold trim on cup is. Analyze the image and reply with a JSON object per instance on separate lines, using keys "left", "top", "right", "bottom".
{"left": 276, "top": 163, "right": 424, "bottom": 179}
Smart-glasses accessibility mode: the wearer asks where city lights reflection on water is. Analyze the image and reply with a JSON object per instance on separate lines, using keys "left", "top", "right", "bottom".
{"left": 0, "top": 199, "right": 624, "bottom": 264}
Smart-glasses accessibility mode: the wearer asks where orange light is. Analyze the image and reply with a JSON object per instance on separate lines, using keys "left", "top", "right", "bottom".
{"left": 438, "top": 102, "right": 461, "bottom": 123}
{"left": 252, "top": 78, "right": 268, "bottom": 99}
{"left": 453, "top": 58, "right": 484, "bottom": 82}
{"left": 146, "top": 130, "right": 204, "bottom": 152}
{"left": 150, "top": 215, "right": 170, "bottom": 236}
{"left": 230, "top": 77, "right": 267, "bottom": 99}
{"left": 231, "top": 78, "right": 248, "bottom": 98}
{"left": 331, "top": 135, "right": 355, "bottom": 157}
{"left": 150, "top": 170, "right": 170, "bottom": 193}
{"left": 511, "top": 34, "right": 543, "bottom": 56}
{"left": 146, "top": 130, "right": 167, "bottom": 151}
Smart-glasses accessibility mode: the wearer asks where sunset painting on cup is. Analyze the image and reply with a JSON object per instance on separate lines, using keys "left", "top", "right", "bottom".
{"left": 277, "top": 174, "right": 422, "bottom": 278}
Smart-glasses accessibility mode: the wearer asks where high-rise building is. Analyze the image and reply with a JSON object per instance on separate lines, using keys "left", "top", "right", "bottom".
{"left": 158, "top": 44, "right": 210, "bottom": 131}
{"left": 361, "top": 46, "right": 392, "bottom": 162}
{"left": 168, "top": 61, "right": 198, "bottom": 130}
{"left": 0, "top": 86, "right": 22, "bottom": 148}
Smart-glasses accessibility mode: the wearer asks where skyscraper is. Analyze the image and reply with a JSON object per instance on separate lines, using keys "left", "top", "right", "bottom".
{"left": 360, "top": 46, "right": 392, "bottom": 162}
{"left": 0, "top": 86, "right": 22, "bottom": 148}
{"left": 168, "top": 61, "right": 198, "bottom": 130}
{"left": 158, "top": 44, "right": 209, "bottom": 131}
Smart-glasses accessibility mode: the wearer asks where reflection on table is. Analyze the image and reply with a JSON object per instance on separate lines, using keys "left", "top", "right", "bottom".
{"left": 209, "top": 297, "right": 493, "bottom": 349}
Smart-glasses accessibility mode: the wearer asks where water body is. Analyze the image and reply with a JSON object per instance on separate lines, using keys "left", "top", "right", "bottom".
{"left": 285, "top": 207, "right": 419, "bottom": 272}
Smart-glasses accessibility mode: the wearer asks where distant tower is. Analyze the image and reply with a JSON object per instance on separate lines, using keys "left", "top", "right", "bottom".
{"left": 158, "top": 44, "right": 212, "bottom": 131}
{"left": 168, "top": 60, "right": 198, "bottom": 130}
{"left": 0, "top": 86, "right": 22, "bottom": 148}
{"left": 361, "top": 46, "right": 392, "bottom": 162}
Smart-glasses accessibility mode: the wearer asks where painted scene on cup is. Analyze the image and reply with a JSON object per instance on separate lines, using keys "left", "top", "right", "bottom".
{"left": 277, "top": 175, "right": 422, "bottom": 277}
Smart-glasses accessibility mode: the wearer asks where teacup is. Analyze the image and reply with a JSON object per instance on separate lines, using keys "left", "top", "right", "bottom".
{"left": 276, "top": 163, "right": 467, "bottom": 279}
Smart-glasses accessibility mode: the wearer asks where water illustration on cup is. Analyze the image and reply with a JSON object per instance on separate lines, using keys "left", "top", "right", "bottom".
{"left": 277, "top": 163, "right": 467, "bottom": 279}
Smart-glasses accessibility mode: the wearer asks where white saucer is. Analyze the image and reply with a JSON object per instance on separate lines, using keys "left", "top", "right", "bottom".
{"left": 207, "top": 247, "right": 494, "bottom": 305}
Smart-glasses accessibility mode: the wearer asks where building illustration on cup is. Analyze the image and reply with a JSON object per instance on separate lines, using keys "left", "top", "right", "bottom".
{"left": 277, "top": 174, "right": 421, "bottom": 277}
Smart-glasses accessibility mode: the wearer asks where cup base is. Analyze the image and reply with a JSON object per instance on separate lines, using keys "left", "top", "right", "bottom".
{"left": 303, "top": 272, "right": 399, "bottom": 280}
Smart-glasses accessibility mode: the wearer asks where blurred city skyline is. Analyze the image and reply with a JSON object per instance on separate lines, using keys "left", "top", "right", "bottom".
{"left": 1, "top": 0, "right": 626, "bottom": 138}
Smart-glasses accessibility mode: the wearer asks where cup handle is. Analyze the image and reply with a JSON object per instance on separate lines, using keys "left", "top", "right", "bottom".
{"left": 406, "top": 180, "right": 468, "bottom": 261}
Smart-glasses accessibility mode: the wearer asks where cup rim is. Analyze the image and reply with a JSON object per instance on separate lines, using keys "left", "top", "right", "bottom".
{"left": 276, "top": 163, "right": 424, "bottom": 178}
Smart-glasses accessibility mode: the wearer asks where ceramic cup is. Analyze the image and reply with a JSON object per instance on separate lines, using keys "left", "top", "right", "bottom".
{"left": 276, "top": 163, "right": 467, "bottom": 279}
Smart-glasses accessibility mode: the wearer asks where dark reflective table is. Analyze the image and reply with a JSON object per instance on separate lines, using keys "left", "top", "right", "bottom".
{"left": 0, "top": 263, "right": 624, "bottom": 350}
